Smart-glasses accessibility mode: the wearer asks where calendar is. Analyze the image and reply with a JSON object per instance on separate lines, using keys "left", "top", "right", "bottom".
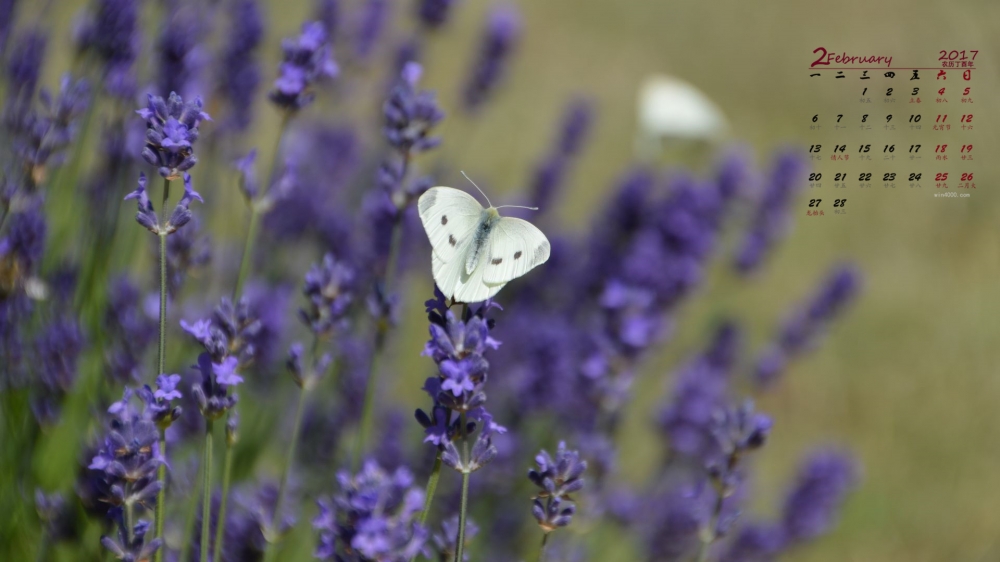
{"left": 803, "top": 48, "right": 980, "bottom": 216}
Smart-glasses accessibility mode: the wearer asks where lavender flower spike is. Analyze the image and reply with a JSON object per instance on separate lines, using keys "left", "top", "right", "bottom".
{"left": 270, "top": 21, "right": 337, "bottom": 111}
{"left": 137, "top": 92, "right": 211, "bottom": 180}
{"left": 529, "top": 442, "right": 586, "bottom": 533}
{"left": 462, "top": 5, "right": 521, "bottom": 111}
{"left": 383, "top": 62, "right": 445, "bottom": 154}
{"left": 782, "top": 449, "right": 858, "bottom": 543}
{"left": 165, "top": 172, "right": 204, "bottom": 233}
{"left": 218, "top": 0, "right": 263, "bottom": 131}
{"left": 124, "top": 173, "right": 159, "bottom": 233}
{"left": 734, "top": 149, "right": 806, "bottom": 274}
{"left": 417, "top": 0, "right": 456, "bottom": 29}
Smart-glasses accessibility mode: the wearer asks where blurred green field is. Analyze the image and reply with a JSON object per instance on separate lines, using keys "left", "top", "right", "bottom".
{"left": 16, "top": 0, "right": 1000, "bottom": 561}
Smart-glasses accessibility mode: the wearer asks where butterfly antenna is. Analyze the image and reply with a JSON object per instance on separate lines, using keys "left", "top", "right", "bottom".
{"left": 461, "top": 170, "right": 492, "bottom": 208}
{"left": 495, "top": 205, "right": 540, "bottom": 211}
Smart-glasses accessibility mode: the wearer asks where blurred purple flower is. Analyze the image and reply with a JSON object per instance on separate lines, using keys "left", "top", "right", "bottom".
{"left": 4, "top": 28, "right": 46, "bottom": 111}
{"left": 270, "top": 21, "right": 337, "bottom": 110}
{"left": 32, "top": 315, "right": 84, "bottom": 425}
{"left": 735, "top": 150, "right": 806, "bottom": 274}
{"left": 782, "top": 449, "right": 858, "bottom": 542}
{"left": 754, "top": 264, "right": 861, "bottom": 387}
{"left": 383, "top": 62, "right": 445, "bottom": 154}
{"left": 218, "top": 0, "right": 264, "bottom": 131}
{"left": 300, "top": 253, "right": 355, "bottom": 335}
{"left": 314, "top": 0, "right": 339, "bottom": 40}
{"left": 719, "top": 523, "right": 786, "bottom": 562}
{"left": 157, "top": 2, "right": 205, "bottom": 100}
{"left": 462, "top": 5, "right": 520, "bottom": 111}
{"left": 430, "top": 515, "right": 479, "bottom": 562}
{"left": 417, "top": 0, "right": 456, "bottom": 29}
{"left": 104, "top": 275, "right": 157, "bottom": 384}
{"left": 314, "top": 460, "right": 427, "bottom": 561}
{"left": 101, "top": 516, "right": 162, "bottom": 561}
{"left": 354, "top": 0, "right": 389, "bottom": 61}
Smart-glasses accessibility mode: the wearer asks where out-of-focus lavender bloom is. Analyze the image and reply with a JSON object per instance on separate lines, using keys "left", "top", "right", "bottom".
{"left": 719, "top": 523, "right": 786, "bottom": 562}
{"left": 383, "top": 62, "right": 445, "bottom": 154}
{"left": 157, "top": 3, "right": 206, "bottom": 100}
{"left": 429, "top": 515, "right": 478, "bottom": 562}
{"left": 782, "top": 450, "right": 857, "bottom": 542}
{"left": 754, "top": 264, "right": 861, "bottom": 387}
{"left": 104, "top": 275, "right": 157, "bottom": 384}
{"left": 218, "top": 0, "right": 263, "bottom": 131}
{"left": 314, "top": 460, "right": 427, "bottom": 561}
{"left": 300, "top": 253, "right": 355, "bottom": 335}
{"left": 243, "top": 281, "right": 292, "bottom": 368}
{"left": 5, "top": 29, "right": 46, "bottom": 111}
{"left": 529, "top": 442, "right": 586, "bottom": 532}
{"left": 137, "top": 92, "right": 211, "bottom": 180}
{"left": 716, "top": 147, "right": 754, "bottom": 204}
{"left": 270, "top": 21, "right": 338, "bottom": 111}
{"left": 0, "top": 203, "right": 46, "bottom": 275}
{"left": 528, "top": 98, "right": 595, "bottom": 213}
{"left": 19, "top": 77, "right": 91, "bottom": 171}
{"left": 76, "top": 0, "right": 139, "bottom": 98}
{"left": 0, "top": 0, "right": 17, "bottom": 55}
{"left": 137, "top": 373, "right": 183, "bottom": 430}
{"left": 166, "top": 173, "right": 205, "bottom": 231}
{"left": 190, "top": 352, "right": 241, "bottom": 420}
{"left": 734, "top": 150, "right": 806, "bottom": 274}
{"left": 165, "top": 215, "right": 211, "bottom": 297}
{"left": 642, "top": 484, "right": 713, "bottom": 562}
{"left": 35, "top": 489, "right": 79, "bottom": 543}
{"left": 416, "top": 0, "right": 456, "bottom": 29}
{"left": 314, "top": 0, "right": 339, "bottom": 40}
{"left": 88, "top": 389, "right": 162, "bottom": 517}
{"left": 32, "top": 315, "right": 84, "bottom": 425}
{"left": 353, "top": 0, "right": 389, "bottom": 61}
{"left": 462, "top": 5, "right": 520, "bottom": 111}
{"left": 101, "top": 516, "right": 162, "bottom": 561}
{"left": 658, "top": 322, "right": 742, "bottom": 464}
{"left": 708, "top": 402, "right": 772, "bottom": 484}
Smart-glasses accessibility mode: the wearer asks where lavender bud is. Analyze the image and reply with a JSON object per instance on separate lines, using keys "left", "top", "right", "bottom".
{"left": 462, "top": 5, "right": 520, "bottom": 111}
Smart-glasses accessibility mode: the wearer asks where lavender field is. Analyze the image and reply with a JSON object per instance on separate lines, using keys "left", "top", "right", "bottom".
{"left": 1, "top": 1, "right": 997, "bottom": 561}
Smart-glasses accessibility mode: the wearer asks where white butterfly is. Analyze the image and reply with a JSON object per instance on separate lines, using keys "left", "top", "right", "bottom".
{"left": 417, "top": 174, "right": 550, "bottom": 303}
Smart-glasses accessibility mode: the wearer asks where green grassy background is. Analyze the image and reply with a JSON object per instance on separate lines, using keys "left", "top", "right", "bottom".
{"left": 14, "top": 0, "right": 1000, "bottom": 560}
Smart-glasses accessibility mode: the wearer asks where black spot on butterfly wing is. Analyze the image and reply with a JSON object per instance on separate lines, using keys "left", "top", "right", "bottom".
{"left": 442, "top": 215, "right": 448, "bottom": 225}
{"left": 514, "top": 251, "right": 522, "bottom": 260}
{"left": 448, "top": 234, "right": 457, "bottom": 247}
{"left": 491, "top": 257, "right": 503, "bottom": 265}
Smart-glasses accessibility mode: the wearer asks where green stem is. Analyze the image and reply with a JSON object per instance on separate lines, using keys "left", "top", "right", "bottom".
{"left": 34, "top": 530, "right": 49, "bottom": 562}
{"left": 180, "top": 471, "right": 202, "bottom": 562}
{"left": 454, "top": 470, "right": 470, "bottom": 562}
{"left": 352, "top": 332, "right": 383, "bottom": 471}
{"left": 212, "top": 441, "right": 234, "bottom": 562}
{"left": 273, "top": 385, "right": 308, "bottom": 530}
{"left": 232, "top": 209, "right": 259, "bottom": 300}
{"left": 538, "top": 533, "right": 550, "bottom": 562}
{"left": 696, "top": 490, "right": 725, "bottom": 562}
{"left": 200, "top": 422, "right": 214, "bottom": 562}
{"left": 419, "top": 453, "right": 443, "bottom": 525}
{"left": 125, "top": 497, "right": 134, "bottom": 541}
{"left": 153, "top": 437, "right": 167, "bottom": 562}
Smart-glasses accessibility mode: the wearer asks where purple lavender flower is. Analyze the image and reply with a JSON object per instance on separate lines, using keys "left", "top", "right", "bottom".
{"left": 314, "top": 0, "right": 339, "bottom": 39}
{"left": 76, "top": 0, "right": 139, "bottom": 98}
{"left": 383, "top": 62, "right": 445, "bottom": 154}
{"left": 137, "top": 92, "right": 211, "bottom": 180}
{"left": 32, "top": 315, "right": 84, "bottom": 425}
{"left": 416, "top": 0, "right": 456, "bottom": 29}
{"left": 104, "top": 276, "right": 157, "bottom": 384}
{"left": 754, "top": 264, "right": 861, "bottom": 387}
{"left": 87, "top": 389, "right": 162, "bottom": 515}
{"left": 4, "top": 28, "right": 46, "bottom": 110}
{"left": 353, "top": 0, "right": 389, "bottom": 61}
{"left": 101, "top": 516, "right": 162, "bottom": 561}
{"left": 528, "top": 442, "right": 586, "bottom": 532}
{"left": 124, "top": 172, "right": 203, "bottom": 234}
{"left": 658, "top": 322, "right": 742, "bottom": 463}
{"left": 19, "top": 76, "right": 91, "bottom": 169}
{"left": 270, "top": 21, "right": 338, "bottom": 111}
{"left": 782, "top": 450, "right": 857, "bottom": 542}
{"left": 165, "top": 214, "right": 211, "bottom": 297}
{"left": 462, "top": 5, "right": 520, "bottom": 111}
{"left": 0, "top": 0, "right": 17, "bottom": 55}
{"left": 137, "top": 374, "right": 183, "bottom": 430}
{"left": 735, "top": 150, "right": 807, "bottom": 274}
{"left": 218, "top": 0, "right": 263, "bottom": 131}
{"left": 157, "top": 3, "right": 205, "bottom": 100}
{"left": 35, "top": 489, "right": 79, "bottom": 543}
{"left": 0, "top": 202, "right": 46, "bottom": 274}
{"left": 300, "top": 253, "right": 355, "bottom": 334}
{"left": 183, "top": 298, "right": 259, "bottom": 419}
{"left": 191, "top": 352, "right": 240, "bottom": 420}
{"left": 314, "top": 460, "right": 427, "bottom": 561}
{"left": 430, "top": 515, "right": 479, "bottom": 562}
{"left": 719, "top": 523, "right": 786, "bottom": 562}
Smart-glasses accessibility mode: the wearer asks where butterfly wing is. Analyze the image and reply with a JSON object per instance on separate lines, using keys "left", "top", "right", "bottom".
{"left": 445, "top": 234, "right": 509, "bottom": 303}
{"left": 418, "top": 187, "right": 483, "bottom": 264}
{"left": 482, "top": 217, "right": 551, "bottom": 286}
